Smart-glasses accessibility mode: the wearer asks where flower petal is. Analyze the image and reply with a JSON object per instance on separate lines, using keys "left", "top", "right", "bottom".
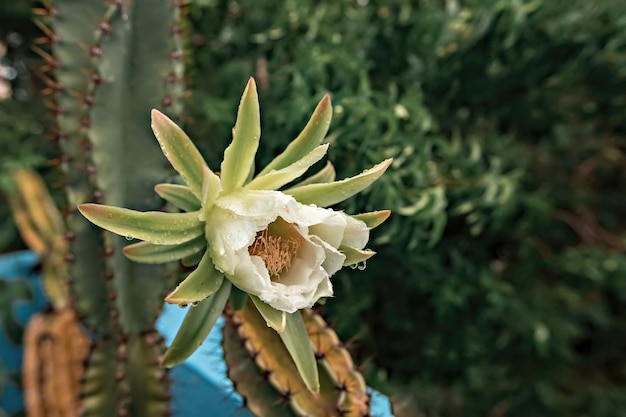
{"left": 246, "top": 144, "right": 329, "bottom": 191}
{"left": 78, "top": 204, "right": 203, "bottom": 244}
{"left": 259, "top": 94, "right": 332, "bottom": 175}
{"left": 285, "top": 158, "right": 393, "bottom": 207}
{"left": 151, "top": 110, "right": 208, "bottom": 199}
{"left": 221, "top": 78, "right": 261, "bottom": 192}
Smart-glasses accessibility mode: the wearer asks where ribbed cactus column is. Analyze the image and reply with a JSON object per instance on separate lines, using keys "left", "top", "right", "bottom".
{"left": 35, "top": 0, "right": 185, "bottom": 415}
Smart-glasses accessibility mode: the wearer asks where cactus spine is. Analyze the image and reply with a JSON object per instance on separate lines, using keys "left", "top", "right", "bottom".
{"left": 32, "top": 0, "right": 185, "bottom": 415}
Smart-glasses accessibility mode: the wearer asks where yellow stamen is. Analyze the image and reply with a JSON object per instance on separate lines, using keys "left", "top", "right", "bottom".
{"left": 248, "top": 217, "right": 301, "bottom": 280}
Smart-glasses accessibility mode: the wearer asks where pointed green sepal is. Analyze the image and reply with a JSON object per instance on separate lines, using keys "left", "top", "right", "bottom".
{"left": 259, "top": 94, "right": 332, "bottom": 175}
{"left": 220, "top": 78, "right": 261, "bottom": 192}
{"left": 229, "top": 286, "right": 248, "bottom": 311}
{"left": 182, "top": 250, "right": 204, "bottom": 267}
{"left": 200, "top": 165, "right": 222, "bottom": 218}
{"left": 341, "top": 246, "right": 376, "bottom": 266}
{"left": 165, "top": 250, "right": 224, "bottom": 305}
{"left": 285, "top": 158, "right": 393, "bottom": 207}
{"left": 154, "top": 184, "right": 201, "bottom": 212}
{"left": 123, "top": 236, "right": 206, "bottom": 264}
{"left": 247, "top": 144, "right": 329, "bottom": 191}
{"left": 279, "top": 311, "right": 320, "bottom": 394}
{"left": 294, "top": 161, "right": 336, "bottom": 187}
{"left": 352, "top": 210, "right": 391, "bottom": 229}
{"left": 151, "top": 110, "right": 208, "bottom": 199}
{"left": 161, "top": 279, "right": 232, "bottom": 368}
{"left": 78, "top": 204, "right": 203, "bottom": 244}
{"left": 250, "top": 295, "right": 286, "bottom": 332}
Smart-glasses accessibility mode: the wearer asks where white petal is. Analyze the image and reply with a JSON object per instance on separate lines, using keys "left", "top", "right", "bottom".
{"left": 341, "top": 215, "right": 369, "bottom": 249}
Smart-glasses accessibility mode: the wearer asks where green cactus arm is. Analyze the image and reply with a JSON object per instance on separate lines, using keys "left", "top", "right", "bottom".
{"left": 126, "top": 335, "right": 169, "bottom": 417}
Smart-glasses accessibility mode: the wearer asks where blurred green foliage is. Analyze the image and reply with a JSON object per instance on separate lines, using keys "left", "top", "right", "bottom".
{"left": 2, "top": 0, "right": 626, "bottom": 415}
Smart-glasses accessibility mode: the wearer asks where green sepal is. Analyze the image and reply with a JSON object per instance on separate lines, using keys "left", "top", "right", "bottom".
{"left": 341, "top": 246, "right": 376, "bottom": 266}
{"left": 161, "top": 279, "right": 232, "bottom": 368}
{"left": 259, "top": 94, "right": 332, "bottom": 175}
{"left": 352, "top": 210, "right": 391, "bottom": 229}
{"left": 285, "top": 158, "right": 393, "bottom": 207}
{"left": 78, "top": 204, "right": 203, "bottom": 245}
{"left": 229, "top": 286, "right": 248, "bottom": 311}
{"left": 250, "top": 295, "right": 286, "bottom": 332}
{"left": 154, "top": 183, "right": 201, "bottom": 212}
{"left": 246, "top": 144, "right": 329, "bottom": 191}
{"left": 279, "top": 311, "right": 320, "bottom": 394}
{"left": 165, "top": 250, "right": 224, "bottom": 305}
{"left": 123, "top": 235, "right": 206, "bottom": 264}
{"left": 294, "top": 161, "right": 336, "bottom": 187}
{"left": 200, "top": 165, "right": 222, "bottom": 219}
{"left": 221, "top": 78, "right": 261, "bottom": 192}
{"left": 151, "top": 110, "right": 208, "bottom": 199}
{"left": 182, "top": 250, "right": 204, "bottom": 267}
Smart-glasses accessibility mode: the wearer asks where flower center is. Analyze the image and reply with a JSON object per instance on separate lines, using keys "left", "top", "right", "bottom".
{"left": 248, "top": 217, "right": 302, "bottom": 280}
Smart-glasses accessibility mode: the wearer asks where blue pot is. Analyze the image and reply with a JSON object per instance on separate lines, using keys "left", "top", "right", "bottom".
{"left": 0, "top": 251, "right": 393, "bottom": 416}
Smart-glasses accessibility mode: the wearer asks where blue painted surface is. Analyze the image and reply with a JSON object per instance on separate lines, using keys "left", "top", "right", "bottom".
{"left": 158, "top": 303, "right": 394, "bottom": 417}
{"left": 0, "top": 251, "right": 394, "bottom": 416}
{"left": 0, "top": 251, "right": 48, "bottom": 415}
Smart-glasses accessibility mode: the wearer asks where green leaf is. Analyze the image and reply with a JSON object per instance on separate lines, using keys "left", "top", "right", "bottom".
{"left": 293, "top": 161, "right": 336, "bottom": 187}
{"left": 154, "top": 183, "right": 201, "bottom": 212}
{"left": 151, "top": 110, "right": 208, "bottom": 199}
{"left": 78, "top": 203, "right": 203, "bottom": 245}
{"left": 285, "top": 158, "right": 393, "bottom": 207}
{"left": 279, "top": 311, "right": 320, "bottom": 393}
{"left": 341, "top": 246, "right": 376, "bottom": 266}
{"left": 250, "top": 295, "right": 286, "bottom": 332}
{"left": 123, "top": 235, "right": 206, "bottom": 264}
{"left": 161, "top": 279, "right": 232, "bottom": 368}
{"left": 352, "top": 210, "right": 391, "bottom": 229}
{"left": 246, "top": 144, "right": 329, "bottom": 191}
{"left": 220, "top": 78, "right": 261, "bottom": 192}
{"left": 229, "top": 286, "right": 248, "bottom": 310}
{"left": 165, "top": 250, "right": 224, "bottom": 305}
{"left": 259, "top": 94, "right": 332, "bottom": 175}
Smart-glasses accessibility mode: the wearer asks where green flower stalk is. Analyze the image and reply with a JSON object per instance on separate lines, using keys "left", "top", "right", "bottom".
{"left": 78, "top": 78, "right": 391, "bottom": 393}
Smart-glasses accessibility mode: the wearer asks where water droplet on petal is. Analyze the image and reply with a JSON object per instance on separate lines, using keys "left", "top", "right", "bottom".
{"left": 349, "top": 263, "right": 358, "bottom": 270}
{"left": 124, "top": 233, "right": 133, "bottom": 241}
{"left": 178, "top": 303, "right": 188, "bottom": 308}
{"left": 357, "top": 260, "right": 367, "bottom": 271}
{"left": 191, "top": 301, "right": 199, "bottom": 307}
